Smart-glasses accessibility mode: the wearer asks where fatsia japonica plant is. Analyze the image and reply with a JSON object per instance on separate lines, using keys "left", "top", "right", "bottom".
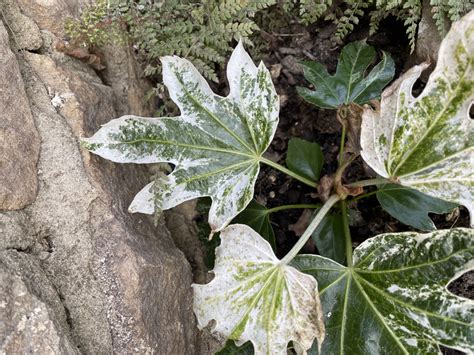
{"left": 82, "top": 10, "right": 474, "bottom": 355}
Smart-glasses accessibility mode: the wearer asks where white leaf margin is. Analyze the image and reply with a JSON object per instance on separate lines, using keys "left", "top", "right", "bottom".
{"left": 192, "top": 224, "right": 325, "bottom": 355}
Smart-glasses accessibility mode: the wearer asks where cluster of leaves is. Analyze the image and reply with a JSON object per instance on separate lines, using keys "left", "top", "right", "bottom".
{"left": 65, "top": 0, "right": 274, "bottom": 82}
{"left": 64, "top": 0, "right": 124, "bottom": 49}
{"left": 282, "top": 0, "right": 474, "bottom": 51}
{"left": 82, "top": 11, "right": 474, "bottom": 355}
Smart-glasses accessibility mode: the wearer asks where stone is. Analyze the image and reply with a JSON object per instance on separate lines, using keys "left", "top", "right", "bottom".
{"left": 281, "top": 55, "right": 303, "bottom": 75}
{"left": 0, "top": 4, "right": 202, "bottom": 354}
{"left": 101, "top": 44, "right": 158, "bottom": 116}
{"left": 0, "top": 0, "right": 43, "bottom": 51}
{"left": 0, "top": 251, "right": 78, "bottom": 354}
{"left": 16, "top": 0, "right": 76, "bottom": 38}
{"left": 0, "top": 21, "right": 40, "bottom": 210}
{"left": 415, "top": 0, "right": 447, "bottom": 64}
{"left": 0, "top": 211, "right": 34, "bottom": 251}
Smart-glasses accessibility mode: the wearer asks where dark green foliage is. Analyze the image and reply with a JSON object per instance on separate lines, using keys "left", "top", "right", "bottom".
{"left": 376, "top": 184, "right": 457, "bottom": 231}
{"left": 297, "top": 41, "right": 395, "bottom": 109}
{"left": 65, "top": 0, "right": 124, "bottom": 48}
{"left": 282, "top": 0, "right": 474, "bottom": 51}
{"left": 311, "top": 213, "right": 345, "bottom": 264}
{"left": 81, "top": 0, "right": 275, "bottom": 82}
{"left": 197, "top": 198, "right": 276, "bottom": 268}
{"left": 216, "top": 340, "right": 254, "bottom": 354}
{"left": 286, "top": 138, "right": 324, "bottom": 182}
{"left": 232, "top": 200, "right": 276, "bottom": 251}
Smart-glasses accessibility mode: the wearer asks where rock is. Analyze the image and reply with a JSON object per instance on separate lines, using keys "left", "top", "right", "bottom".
{"left": 281, "top": 55, "right": 303, "bottom": 75}
{"left": 0, "top": 251, "right": 78, "bottom": 354}
{"left": 0, "top": 4, "right": 201, "bottom": 354}
{"left": 16, "top": 0, "right": 77, "bottom": 38}
{"left": 415, "top": 0, "right": 447, "bottom": 64}
{"left": 0, "top": 211, "right": 34, "bottom": 251}
{"left": 0, "top": 22, "right": 40, "bottom": 210}
{"left": 0, "top": 0, "right": 42, "bottom": 51}
{"left": 101, "top": 44, "right": 158, "bottom": 116}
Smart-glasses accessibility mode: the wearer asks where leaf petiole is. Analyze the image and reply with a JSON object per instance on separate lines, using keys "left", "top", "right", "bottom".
{"left": 266, "top": 203, "right": 322, "bottom": 214}
{"left": 348, "top": 177, "right": 390, "bottom": 188}
{"left": 337, "top": 108, "right": 347, "bottom": 166}
{"left": 347, "top": 190, "right": 378, "bottom": 203}
{"left": 259, "top": 156, "right": 318, "bottom": 188}
{"left": 280, "top": 194, "right": 340, "bottom": 264}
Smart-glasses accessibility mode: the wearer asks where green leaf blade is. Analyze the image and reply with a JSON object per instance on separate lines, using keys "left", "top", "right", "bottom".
{"left": 376, "top": 184, "right": 457, "bottom": 230}
{"left": 193, "top": 224, "right": 325, "bottom": 355}
{"left": 295, "top": 228, "right": 474, "bottom": 355}
{"left": 82, "top": 41, "right": 279, "bottom": 232}
{"left": 335, "top": 41, "right": 376, "bottom": 104}
{"left": 286, "top": 138, "right": 324, "bottom": 182}
{"left": 297, "top": 61, "right": 341, "bottom": 109}
{"left": 298, "top": 41, "right": 395, "bottom": 109}
{"left": 216, "top": 340, "right": 254, "bottom": 355}
{"left": 361, "top": 12, "right": 474, "bottom": 225}
{"left": 350, "top": 51, "right": 396, "bottom": 104}
{"left": 232, "top": 200, "right": 276, "bottom": 251}
{"left": 310, "top": 213, "right": 346, "bottom": 264}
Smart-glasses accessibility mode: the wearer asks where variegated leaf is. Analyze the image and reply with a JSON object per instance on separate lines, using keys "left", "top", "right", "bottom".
{"left": 293, "top": 228, "right": 474, "bottom": 354}
{"left": 193, "top": 224, "right": 325, "bottom": 355}
{"left": 82, "top": 42, "right": 279, "bottom": 232}
{"left": 360, "top": 11, "right": 474, "bottom": 225}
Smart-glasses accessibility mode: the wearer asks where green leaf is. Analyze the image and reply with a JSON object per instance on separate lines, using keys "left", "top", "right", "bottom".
{"left": 286, "top": 138, "right": 324, "bottom": 182}
{"left": 377, "top": 184, "right": 457, "bottom": 231}
{"left": 193, "top": 224, "right": 325, "bottom": 355}
{"left": 216, "top": 340, "right": 254, "bottom": 355}
{"left": 297, "top": 41, "right": 395, "bottom": 109}
{"left": 360, "top": 12, "right": 474, "bottom": 226}
{"left": 293, "top": 228, "right": 474, "bottom": 354}
{"left": 232, "top": 200, "right": 276, "bottom": 251}
{"left": 311, "top": 213, "right": 346, "bottom": 264}
{"left": 82, "top": 41, "right": 279, "bottom": 232}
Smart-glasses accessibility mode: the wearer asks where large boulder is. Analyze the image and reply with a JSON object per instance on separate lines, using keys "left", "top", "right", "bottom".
{"left": 0, "top": 2, "right": 201, "bottom": 353}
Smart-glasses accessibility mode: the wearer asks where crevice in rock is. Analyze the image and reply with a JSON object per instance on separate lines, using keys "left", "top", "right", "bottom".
{"left": 5, "top": 245, "right": 33, "bottom": 254}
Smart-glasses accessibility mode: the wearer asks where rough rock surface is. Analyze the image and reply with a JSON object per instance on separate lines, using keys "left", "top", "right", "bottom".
{"left": 0, "top": 251, "right": 78, "bottom": 354}
{"left": 0, "top": 22, "right": 40, "bottom": 209}
{"left": 0, "top": 1, "right": 201, "bottom": 353}
{"left": 415, "top": 0, "right": 446, "bottom": 65}
{"left": 0, "top": 0, "right": 42, "bottom": 51}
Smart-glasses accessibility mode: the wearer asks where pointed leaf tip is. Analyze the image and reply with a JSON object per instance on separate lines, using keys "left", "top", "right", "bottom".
{"left": 193, "top": 224, "right": 325, "bottom": 355}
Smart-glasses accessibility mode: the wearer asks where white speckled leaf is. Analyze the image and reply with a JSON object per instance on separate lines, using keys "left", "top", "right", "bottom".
{"left": 193, "top": 224, "right": 325, "bottom": 355}
{"left": 82, "top": 42, "right": 279, "bottom": 232}
{"left": 360, "top": 12, "right": 474, "bottom": 225}
{"left": 293, "top": 228, "right": 474, "bottom": 354}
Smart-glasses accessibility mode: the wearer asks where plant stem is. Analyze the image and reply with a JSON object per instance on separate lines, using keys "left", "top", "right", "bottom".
{"left": 340, "top": 200, "right": 353, "bottom": 267}
{"left": 348, "top": 177, "right": 389, "bottom": 188}
{"left": 338, "top": 122, "right": 346, "bottom": 166}
{"left": 259, "top": 157, "right": 317, "bottom": 188}
{"left": 280, "top": 194, "right": 340, "bottom": 265}
{"left": 347, "top": 190, "right": 378, "bottom": 203}
{"left": 266, "top": 203, "right": 321, "bottom": 214}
